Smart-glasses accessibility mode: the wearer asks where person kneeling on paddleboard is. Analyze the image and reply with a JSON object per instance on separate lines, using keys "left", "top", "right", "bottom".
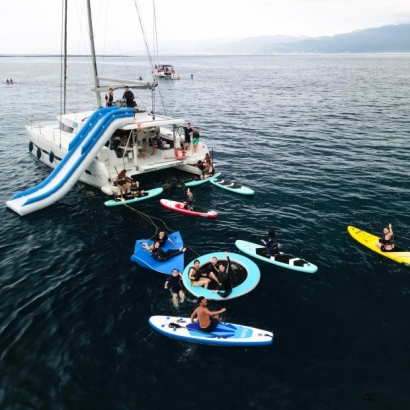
{"left": 130, "top": 180, "right": 145, "bottom": 198}
{"left": 376, "top": 223, "right": 395, "bottom": 252}
{"left": 261, "top": 229, "right": 279, "bottom": 256}
{"left": 191, "top": 296, "right": 226, "bottom": 333}
{"left": 151, "top": 241, "right": 186, "bottom": 262}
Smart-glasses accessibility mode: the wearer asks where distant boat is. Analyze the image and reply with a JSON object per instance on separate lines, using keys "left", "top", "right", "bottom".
{"left": 153, "top": 64, "right": 180, "bottom": 80}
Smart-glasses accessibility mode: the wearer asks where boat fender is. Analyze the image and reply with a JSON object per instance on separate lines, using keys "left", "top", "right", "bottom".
{"left": 29, "top": 141, "right": 33, "bottom": 152}
{"left": 175, "top": 148, "right": 185, "bottom": 161}
{"left": 36, "top": 147, "right": 41, "bottom": 159}
{"left": 49, "top": 151, "right": 55, "bottom": 163}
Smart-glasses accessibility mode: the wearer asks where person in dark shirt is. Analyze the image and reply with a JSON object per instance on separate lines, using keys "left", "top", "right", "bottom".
{"left": 105, "top": 88, "right": 114, "bottom": 106}
{"left": 122, "top": 86, "right": 136, "bottom": 108}
{"left": 182, "top": 123, "right": 193, "bottom": 152}
{"left": 183, "top": 188, "right": 195, "bottom": 211}
{"left": 261, "top": 229, "right": 279, "bottom": 256}
{"left": 212, "top": 251, "right": 233, "bottom": 299}
{"left": 151, "top": 241, "right": 186, "bottom": 261}
{"left": 164, "top": 269, "right": 185, "bottom": 308}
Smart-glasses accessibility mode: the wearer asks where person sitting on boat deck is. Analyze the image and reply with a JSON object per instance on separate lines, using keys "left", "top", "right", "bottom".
{"left": 200, "top": 160, "right": 215, "bottom": 180}
{"left": 129, "top": 180, "right": 145, "bottom": 198}
{"left": 261, "top": 229, "right": 279, "bottom": 256}
{"left": 105, "top": 88, "right": 114, "bottom": 107}
{"left": 188, "top": 260, "right": 211, "bottom": 289}
{"left": 191, "top": 296, "right": 226, "bottom": 333}
{"left": 165, "top": 268, "right": 185, "bottom": 308}
{"left": 192, "top": 126, "right": 201, "bottom": 154}
{"left": 376, "top": 223, "right": 395, "bottom": 252}
{"left": 141, "top": 230, "right": 178, "bottom": 251}
{"left": 151, "top": 241, "right": 186, "bottom": 262}
{"left": 122, "top": 86, "right": 136, "bottom": 108}
{"left": 151, "top": 132, "right": 163, "bottom": 155}
{"left": 183, "top": 188, "right": 195, "bottom": 211}
{"left": 212, "top": 251, "right": 233, "bottom": 298}
{"left": 182, "top": 123, "right": 193, "bottom": 152}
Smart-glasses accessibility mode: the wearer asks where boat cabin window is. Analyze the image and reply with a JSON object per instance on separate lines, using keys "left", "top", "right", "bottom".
{"left": 59, "top": 122, "right": 74, "bottom": 133}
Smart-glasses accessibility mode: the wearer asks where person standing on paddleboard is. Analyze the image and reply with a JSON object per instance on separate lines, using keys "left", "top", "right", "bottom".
{"left": 376, "top": 223, "right": 395, "bottom": 251}
{"left": 190, "top": 296, "right": 226, "bottom": 333}
{"left": 183, "top": 188, "right": 195, "bottom": 211}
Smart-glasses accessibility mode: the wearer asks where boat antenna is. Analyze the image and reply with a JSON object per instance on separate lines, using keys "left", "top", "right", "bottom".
{"left": 63, "top": 0, "right": 68, "bottom": 115}
{"left": 86, "top": 0, "right": 101, "bottom": 108}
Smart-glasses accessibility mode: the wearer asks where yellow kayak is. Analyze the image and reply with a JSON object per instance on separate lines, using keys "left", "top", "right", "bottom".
{"left": 347, "top": 226, "right": 410, "bottom": 266}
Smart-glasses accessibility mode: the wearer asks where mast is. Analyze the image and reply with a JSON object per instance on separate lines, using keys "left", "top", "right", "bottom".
{"left": 63, "top": 0, "right": 68, "bottom": 114}
{"left": 86, "top": 0, "right": 101, "bottom": 108}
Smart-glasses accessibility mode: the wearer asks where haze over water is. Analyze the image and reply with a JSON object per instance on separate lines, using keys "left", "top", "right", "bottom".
{"left": 0, "top": 54, "right": 410, "bottom": 409}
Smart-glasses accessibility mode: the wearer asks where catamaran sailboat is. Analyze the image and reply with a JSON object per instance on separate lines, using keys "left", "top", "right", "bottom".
{"left": 7, "top": 0, "right": 206, "bottom": 216}
{"left": 153, "top": 64, "right": 180, "bottom": 80}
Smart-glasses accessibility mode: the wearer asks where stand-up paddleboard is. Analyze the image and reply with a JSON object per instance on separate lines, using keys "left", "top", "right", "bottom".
{"left": 185, "top": 172, "right": 222, "bottom": 187}
{"left": 149, "top": 316, "right": 273, "bottom": 346}
{"left": 160, "top": 199, "right": 218, "bottom": 218}
{"left": 104, "top": 187, "right": 163, "bottom": 206}
{"left": 182, "top": 252, "right": 260, "bottom": 300}
{"left": 235, "top": 240, "right": 318, "bottom": 273}
{"left": 348, "top": 226, "right": 410, "bottom": 265}
{"left": 130, "top": 231, "right": 184, "bottom": 274}
{"left": 210, "top": 178, "right": 254, "bottom": 195}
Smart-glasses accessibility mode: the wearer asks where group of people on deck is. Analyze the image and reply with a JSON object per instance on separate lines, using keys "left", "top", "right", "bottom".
{"left": 115, "top": 169, "right": 145, "bottom": 200}
{"left": 105, "top": 86, "right": 137, "bottom": 108}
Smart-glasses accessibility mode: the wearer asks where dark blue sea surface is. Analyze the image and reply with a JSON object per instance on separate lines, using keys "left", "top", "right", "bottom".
{"left": 0, "top": 55, "right": 410, "bottom": 409}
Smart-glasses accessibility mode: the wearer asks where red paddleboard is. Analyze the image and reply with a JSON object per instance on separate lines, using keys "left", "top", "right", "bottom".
{"left": 160, "top": 199, "right": 218, "bottom": 218}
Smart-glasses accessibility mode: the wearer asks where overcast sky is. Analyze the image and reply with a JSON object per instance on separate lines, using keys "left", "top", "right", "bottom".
{"left": 1, "top": 0, "right": 410, "bottom": 54}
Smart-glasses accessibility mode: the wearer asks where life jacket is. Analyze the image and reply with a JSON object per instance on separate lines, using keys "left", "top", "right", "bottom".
{"left": 380, "top": 234, "right": 394, "bottom": 245}
{"left": 189, "top": 266, "right": 200, "bottom": 281}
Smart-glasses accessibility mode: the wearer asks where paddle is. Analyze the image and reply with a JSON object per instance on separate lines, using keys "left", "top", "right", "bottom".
{"left": 168, "top": 322, "right": 217, "bottom": 337}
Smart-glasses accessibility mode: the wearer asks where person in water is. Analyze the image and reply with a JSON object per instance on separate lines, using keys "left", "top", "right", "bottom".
{"left": 261, "top": 229, "right": 279, "bottom": 256}
{"left": 105, "top": 88, "right": 114, "bottom": 106}
{"left": 141, "top": 231, "right": 177, "bottom": 251}
{"left": 183, "top": 188, "right": 195, "bottom": 211}
{"left": 188, "top": 260, "right": 211, "bottom": 288}
{"left": 190, "top": 296, "right": 226, "bottom": 333}
{"left": 6, "top": 79, "right": 9, "bottom": 84}
{"left": 164, "top": 268, "right": 185, "bottom": 308}
{"left": 151, "top": 241, "right": 186, "bottom": 262}
{"left": 376, "top": 223, "right": 395, "bottom": 252}
{"left": 212, "top": 251, "right": 233, "bottom": 298}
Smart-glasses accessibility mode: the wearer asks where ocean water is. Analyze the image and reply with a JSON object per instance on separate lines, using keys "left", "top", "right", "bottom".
{"left": 0, "top": 54, "right": 410, "bottom": 409}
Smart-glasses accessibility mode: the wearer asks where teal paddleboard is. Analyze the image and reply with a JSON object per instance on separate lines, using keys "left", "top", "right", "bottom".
{"left": 210, "top": 179, "right": 254, "bottom": 195}
{"left": 185, "top": 172, "right": 222, "bottom": 187}
{"left": 235, "top": 240, "right": 318, "bottom": 273}
{"left": 104, "top": 187, "right": 163, "bottom": 206}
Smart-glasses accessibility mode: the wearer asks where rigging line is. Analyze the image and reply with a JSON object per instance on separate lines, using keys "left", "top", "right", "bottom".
{"left": 121, "top": 204, "right": 200, "bottom": 255}
{"left": 59, "top": 0, "right": 65, "bottom": 148}
{"left": 153, "top": 0, "right": 159, "bottom": 65}
{"left": 101, "top": 0, "right": 109, "bottom": 74}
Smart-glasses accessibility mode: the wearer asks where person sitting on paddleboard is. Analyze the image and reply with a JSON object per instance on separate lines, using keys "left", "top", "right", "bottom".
{"left": 183, "top": 188, "right": 195, "bottom": 211}
{"left": 151, "top": 241, "right": 186, "bottom": 262}
{"left": 376, "top": 223, "right": 395, "bottom": 252}
{"left": 212, "top": 251, "right": 233, "bottom": 298}
{"left": 141, "top": 231, "right": 177, "bottom": 251}
{"left": 129, "top": 180, "right": 145, "bottom": 198}
{"left": 119, "top": 177, "right": 132, "bottom": 200}
{"left": 200, "top": 160, "right": 215, "bottom": 180}
{"left": 164, "top": 268, "right": 185, "bottom": 308}
{"left": 188, "top": 260, "right": 211, "bottom": 289}
{"left": 261, "top": 229, "right": 279, "bottom": 256}
{"left": 191, "top": 296, "right": 226, "bottom": 333}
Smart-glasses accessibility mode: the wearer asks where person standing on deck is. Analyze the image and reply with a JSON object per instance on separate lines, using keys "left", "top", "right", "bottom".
{"left": 122, "top": 86, "right": 136, "bottom": 108}
{"left": 105, "top": 88, "right": 114, "bottom": 106}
